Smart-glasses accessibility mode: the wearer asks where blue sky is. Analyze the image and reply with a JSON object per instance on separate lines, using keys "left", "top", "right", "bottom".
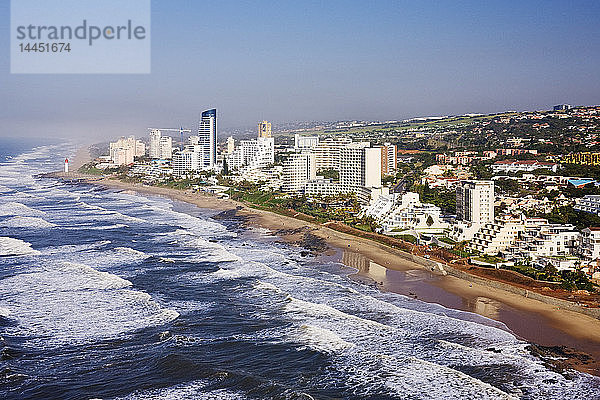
{"left": 1, "top": 0, "right": 599, "bottom": 139}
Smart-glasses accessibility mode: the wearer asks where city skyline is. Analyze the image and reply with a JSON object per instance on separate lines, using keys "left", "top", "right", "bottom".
{"left": 1, "top": 0, "right": 599, "bottom": 140}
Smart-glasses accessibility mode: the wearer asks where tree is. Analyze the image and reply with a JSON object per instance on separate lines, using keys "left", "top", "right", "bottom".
{"left": 426, "top": 215, "right": 434, "bottom": 226}
{"left": 222, "top": 158, "right": 229, "bottom": 175}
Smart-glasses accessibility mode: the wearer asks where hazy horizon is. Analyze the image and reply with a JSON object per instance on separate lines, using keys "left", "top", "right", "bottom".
{"left": 1, "top": 0, "right": 599, "bottom": 140}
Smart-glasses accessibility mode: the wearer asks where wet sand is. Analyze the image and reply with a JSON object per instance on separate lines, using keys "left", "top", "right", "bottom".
{"left": 338, "top": 249, "right": 600, "bottom": 375}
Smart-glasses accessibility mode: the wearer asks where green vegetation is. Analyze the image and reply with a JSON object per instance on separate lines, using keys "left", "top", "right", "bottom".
{"left": 544, "top": 206, "right": 600, "bottom": 230}
{"left": 437, "top": 236, "right": 456, "bottom": 245}
{"left": 78, "top": 162, "right": 105, "bottom": 175}
{"left": 316, "top": 168, "right": 339, "bottom": 181}
{"left": 414, "top": 184, "right": 456, "bottom": 214}
{"left": 504, "top": 264, "right": 596, "bottom": 292}
{"left": 473, "top": 254, "right": 505, "bottom": 265}
{"left": 398, "top": 234, "right": 417, "bottom": 243}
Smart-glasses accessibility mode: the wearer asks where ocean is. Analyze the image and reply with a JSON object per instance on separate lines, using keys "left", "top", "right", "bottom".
{"left": 1, "top": 139, "right": 599, "bottom": 400}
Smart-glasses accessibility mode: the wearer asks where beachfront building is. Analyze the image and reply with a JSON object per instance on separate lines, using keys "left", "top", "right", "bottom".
{"left": 574, "top": 195, "right": 600, "bottom": 216}
{"left": 226, "top": 137, "right": 275, "bottom": 172}
{"left": 282, "top": 152, "right": 316, "bottom": 193}
{"left": 365, "top": 192, "right": 448, "bottom": 234}
{"left": 172, "top": 144, "right": 203, "bottom": 177}
{"left": 447, "top": 180, "right": 495, "bottom": 242}
{"left": 227, "top": 165, "right": 283, "bottom": 191}
{"left": 129, "top": 159, "right": 173, "bottom": 179}
{"left": 109, "top": 136, "right": 145, "bottom": 166}
{"left": 456, "top": 180, "right": 495, "bottom": 224}
{"left": 469, "top": 215, "right": 525, "bottom": 255}
{"left": 502, "top": 220, "right": 579, "bottom": 261}
{"left": 149, "top": 129, "right": 161, "bottom": 158}
{"left": 198, "top": 108, "right": 217, "bottom": 169}
{"left": 339, "top": 143, "right": 382, "bottom": 204}
{"left": 304, "top": 178, "right": 343, "bottom": 198}
{"left": 149, "top": 130, "right": 173, "bottom": 159}
{"left": 578, "top": 227, "right": 600, "bottom": 261}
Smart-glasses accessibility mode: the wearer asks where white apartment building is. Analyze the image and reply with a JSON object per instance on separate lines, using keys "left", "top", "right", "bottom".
{"left": 159, "top": 137, "right": 173, "bottom": 159}
{"left": 304, "top": 178, "right": 343, "bottom": 198}
{"left": 447, "top": 221, "right": 482, "bottom": 243}
{"left": 469, "top": 215, "right": 525, "bottom": 255}
{"left": 339, "top": 143, "right": 382, "bottom": 203}
{"left": 282, "top": 152, "right": 316, "bottom": 193}
{"left": 294, "top": 134, "right": 319, "bottom": 150}
{"left": 172, "top": 144, "right": 203, "bottom": 177}
{"left": 149, "top": 129, "right": 161, "bottom": 158}
{"left": 365, "top": 192, "right": 448, "bottom": 234}
{"left": 574, "top": 195, "right": 600, "bottom": 215}
{"left": 241, "top": 167, "right": 283, "bottom": 191}
{"left": 109, "top": 136, "right": 145, "bottom": 166}
{"left": 149, "top": 129, "right": 173, "bottom": 159}
{"left": 365, "top": 193, "right": 403, "bottom": 221}
{"left": 129, "top": 159, "right": 173, "bottom": 178}
{"left": 314, "top": 137, "right": 353, "bottom": 170}
{"left": 579, "top": 227, "right": 600, "bottom": 261}
{"left": 456, "top": 180, "right": 495, "bottom": 224}
{"left": 227, "top": 137, "right": 274, "bottom": 171}
{"left": 491, "top": 160, "right": 559, "bottom": 174}
{"left": 502, "top": 220, "right": 578, "bottom": 261}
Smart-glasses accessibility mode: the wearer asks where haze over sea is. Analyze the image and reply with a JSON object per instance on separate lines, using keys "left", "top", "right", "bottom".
{"left": 1, "top": 138, "right": 600, "bottom": 399}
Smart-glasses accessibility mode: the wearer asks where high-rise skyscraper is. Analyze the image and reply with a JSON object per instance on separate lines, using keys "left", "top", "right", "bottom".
{"left": 282, "top": 152, "right": 316, "bottom": 193}
{"left": 198, "top": 108, "right": 217, "bottom": 169}
{"left": 149, "top": 129, "right": 162, "bottom": 159}
{"left": 258, "top": 120, "right": 272, "bottom": 138}
{"left": 339, "top": 143, "right": 382, "bottom": 204}
{"left": 380, "top": 143, "right": 397, "bottom": 176}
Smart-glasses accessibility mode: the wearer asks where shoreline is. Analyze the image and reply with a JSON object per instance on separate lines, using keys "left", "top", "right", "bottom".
{"left": 44, "top": 170, "right": 600, "bottom": 375}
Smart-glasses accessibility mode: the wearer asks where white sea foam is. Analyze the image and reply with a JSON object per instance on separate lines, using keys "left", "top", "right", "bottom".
{"left": 41, "top": 240, "right": 112, "bottom": 256}
{"left": 114, "top": 247, "right": 148, "bottom": 258}
{"left": 0, "top": 202, "right": 46, "bottom": 217}
{"left": 0, "top": 261, "right": 179, "bottom": 346}
{"left": 74, "top": 201, "right": 147, "bottom": 223}
{"left": 178, "top": 236, "right": 242, "bottom": 263}
{"left": 253, "top": 280, "right": 284, "bottom": 293}
{"left": 63, "top": 223, "right": 128, "bottom": 230}
{"left": 0, "top": 307, "right": 10, "bottom": 318}
{"left": 0, "top": 237, "right": 40, "bottom": 256}
{"left": 3, "top": 216, "right": 56, "bottom": 229}
{"left": 1, "top": 143, "right": 597, "bottom": 397}
{"left": 204, "top": 245, "right": 600, "bottom": 398}
{"left": 294, "top": 324, "right": 355, "bottom": 354}
{"left": 116, "top": 380, "right": 246, "bottom": 400}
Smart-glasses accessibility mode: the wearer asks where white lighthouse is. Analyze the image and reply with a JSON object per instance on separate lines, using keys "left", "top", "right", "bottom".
{"left": 64, "top": 158, "right": 69, "bottom": 173}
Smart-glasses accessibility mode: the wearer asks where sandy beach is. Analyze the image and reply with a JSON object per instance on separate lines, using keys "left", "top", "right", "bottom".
{"left": 46, "top": 170, "right": 600, "bottom": 375}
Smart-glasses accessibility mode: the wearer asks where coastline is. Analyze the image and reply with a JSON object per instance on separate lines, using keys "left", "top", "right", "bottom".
{"left": 44, "top": 170, "right": 600, "bottom": 375}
